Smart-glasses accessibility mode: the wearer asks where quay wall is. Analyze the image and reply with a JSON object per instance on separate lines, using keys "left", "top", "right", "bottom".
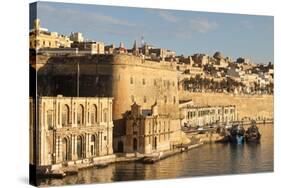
{"left": 179, "top": 92, "right": 274, "bottom": 121}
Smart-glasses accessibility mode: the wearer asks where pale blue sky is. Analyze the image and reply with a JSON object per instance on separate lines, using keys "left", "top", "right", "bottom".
{"left": 30, "top": 1, "right": 274, "bottom": 64}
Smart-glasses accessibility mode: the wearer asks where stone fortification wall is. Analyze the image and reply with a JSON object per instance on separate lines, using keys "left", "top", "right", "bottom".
{"left": 36, "top": 54, "right": 180, "bottom": 135}
{"left": 179, "top": 92, "right": 273, "bottom": 121}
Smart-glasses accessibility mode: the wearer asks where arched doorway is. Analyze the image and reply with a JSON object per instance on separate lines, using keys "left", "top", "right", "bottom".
{"left": 62, "top": 138, "right": 68, "bottom": 162}
{"left": 90, "top": 135, "right": 96, "bottom": 156}
{"left": 77, "top": 136, "right": 83, "bottom": 159}
{"left": 133, "top": 138, "right": 138, "bottom": 151}
{"left": 117, "top": 141, "right": 124, "bottom": 153}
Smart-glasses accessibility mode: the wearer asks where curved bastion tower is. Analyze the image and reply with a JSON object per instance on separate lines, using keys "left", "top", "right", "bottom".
{"left": 34, "top": 53, "right": 182, "bottom": 148}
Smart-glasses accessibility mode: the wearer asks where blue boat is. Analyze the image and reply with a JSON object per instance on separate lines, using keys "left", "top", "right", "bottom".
{"left": 228, "top": 124, "right": 245, "bottom": 144}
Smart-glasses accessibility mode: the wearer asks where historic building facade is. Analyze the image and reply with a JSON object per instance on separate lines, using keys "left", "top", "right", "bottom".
{"left": 34, "top": 53, "right": 182, "bottom": 147}
{"left": 29, "top": 96, "right": 114, "bottom": 169}
{"left": 115, "top": 102, "right": 175, "bottom": 154}
{"left": 180, "top": 104, "right": 236, "bottom": 127}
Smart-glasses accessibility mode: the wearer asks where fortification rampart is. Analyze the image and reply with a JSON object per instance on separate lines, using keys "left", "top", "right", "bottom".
{"left": 35, "top": 54, "right": 180, "bottom": 135}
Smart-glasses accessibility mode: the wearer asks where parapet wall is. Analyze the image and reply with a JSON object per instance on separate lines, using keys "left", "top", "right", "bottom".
{"left": 179, "top": 92, "right": 274, "bottom": 121}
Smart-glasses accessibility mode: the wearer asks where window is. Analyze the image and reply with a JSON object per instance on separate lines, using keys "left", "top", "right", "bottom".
{"left": 173, "top": 96, "right": 176, "bottom": 104}
{"left": 133, "top": 123, "right": 138, "bottom": 134}
{"left": 164, "top": 96, "right": 167, "bottom": 103}
{"left": 73, "top": 103, "right": 76, "bottom": 123}
{"left": 103, "top": 110, "right": 107, "bottom": 122}
{"left": 154, "top": 79, "right": 157, "bottom": 86}
{"left": 62, "top": 105, "right": 70, "bottom": 126}
{"left": 130, "top": 77, "right": 134, "bottom": 84}
{"left": 58, "top": 103, "right": 60, "bottom": 124}
{"left": 104, "top": 136, "right": 107, "bottom": 141}
{"left": 133, "top": 138, "right": 138, "bottom": 151}
{"left": 91, "top": 135, "right": 96, "bottom": 142}
{"left": 47, "top": 110, "right": 53, "bottom": 129}
{"left": 77, "top": 136, "right": 83, "bottom": 159}
{"left": 131, "top": 95, "right": 134, "bottom": 103}
{"left": 91, "top": 105, "right": 97, "bottom": 124}
{"left": 142, "top": 78, "right": 146, "bottom": 85}
{"left": 144, "top": 96, "right": 147, "bottom": 103}
{"left": 91, "top": 145, "right": 94, "bottom": 156}
{"left": 77, "top": 104, "right": 84, "bottom": 126}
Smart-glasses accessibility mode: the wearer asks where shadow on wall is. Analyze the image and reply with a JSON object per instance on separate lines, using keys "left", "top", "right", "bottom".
{"left": 33, "top": 54, "right": 126, "bottom": 147}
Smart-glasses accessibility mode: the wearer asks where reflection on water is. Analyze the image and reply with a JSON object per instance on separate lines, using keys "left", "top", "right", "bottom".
{"left": 39, "top": 124, "right": 273, "bottom": 186}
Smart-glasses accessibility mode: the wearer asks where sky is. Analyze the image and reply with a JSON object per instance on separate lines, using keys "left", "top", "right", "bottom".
{"left": 30, "top": 1, "right": 274, "bottom": 64}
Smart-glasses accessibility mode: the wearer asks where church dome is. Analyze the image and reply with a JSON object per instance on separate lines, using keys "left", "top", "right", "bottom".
{"left": 213, "top": 51, "right": 224, "bottom": 60}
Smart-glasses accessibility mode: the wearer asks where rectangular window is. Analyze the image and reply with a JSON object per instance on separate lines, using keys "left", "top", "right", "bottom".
{"left": 47, "top": 110, "right": 53, "bottom": 129}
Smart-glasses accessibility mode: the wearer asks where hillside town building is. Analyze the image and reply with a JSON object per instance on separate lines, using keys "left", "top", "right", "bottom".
{"left": 29, "top": 19, "right": 72, "bottom": 50}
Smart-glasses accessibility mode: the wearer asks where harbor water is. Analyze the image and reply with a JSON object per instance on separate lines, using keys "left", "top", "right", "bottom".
{"left": 39, "top": 124, "right": 273, "bottom": 186}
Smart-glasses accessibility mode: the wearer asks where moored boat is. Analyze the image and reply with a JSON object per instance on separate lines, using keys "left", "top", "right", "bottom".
{"left": 245, "top": 120, "right": 261, "bottom": 143}
{"left": 228, "top": 124, "right": 245, "bottom": 144}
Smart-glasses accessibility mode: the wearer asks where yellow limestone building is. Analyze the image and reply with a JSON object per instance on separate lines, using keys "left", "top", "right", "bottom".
{"left": 29, "top": 19, "right": 72, "bottom": 50}
{"left": 29, "top": 96, "right": 114, "bottom": 170}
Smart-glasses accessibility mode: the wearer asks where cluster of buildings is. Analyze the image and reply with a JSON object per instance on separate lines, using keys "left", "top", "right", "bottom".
{"left": 29, "top": 19, "right": 268, "bottom": 172}
{"left": 176, "top": 52, "right": 274, "bottom": 94}
{"left": 30, "top": 19, "right": 273, "bottom": 96}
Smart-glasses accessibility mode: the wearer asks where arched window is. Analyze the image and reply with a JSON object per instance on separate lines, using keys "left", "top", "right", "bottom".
{"left": 77, "top": 105, "right": 84, "bottom": 126}
{"left": 77, "top": 136, "right": 83, "bottom": 159}
{"left": 91, "top": 135, "right": 96, "bottom": 142}
{"left": 91, "top": 104, "right": 97, "bottom": 124}
{"left": 62, "top": 104, "right": 70, "bottom": 126}
{"left": 62, "top": 138, "right": 71, "bottom": 161}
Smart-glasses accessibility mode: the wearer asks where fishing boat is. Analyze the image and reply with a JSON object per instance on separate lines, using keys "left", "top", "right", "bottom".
{"left": 245, "top": 120, "right": 261, "bottom": 143}
{"left": 228, "top": 124, "right": 245, "bottom": 144}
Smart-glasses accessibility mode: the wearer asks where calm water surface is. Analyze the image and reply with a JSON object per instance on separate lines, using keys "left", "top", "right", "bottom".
{"left": 39, "top": 124, "right": 273, "bottom": 186}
